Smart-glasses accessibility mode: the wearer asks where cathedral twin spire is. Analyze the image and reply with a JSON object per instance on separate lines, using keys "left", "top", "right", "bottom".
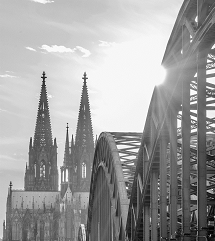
{"left": 61, "top": 72, "right": 94, "bottom": 194}
{"left": 33, "top": 71, "right": 53, "bottom": 148}
{"left": 63, "top": 72, "right": 94, "bottom": 165}
{"left": 25, "top": 71, "right": 58, "bottom": 191}
{"left": 75, "top": 72, "right": 94, "bottom": 154}
{"left": 34, "top": 71, "right": 93, "bottom": 152}
{"left": 25, "top": 71, "right": 94, "bottom": 193}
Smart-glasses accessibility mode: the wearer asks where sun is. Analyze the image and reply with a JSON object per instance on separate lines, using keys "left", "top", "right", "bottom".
{"left": 140, "top": 61, "right": 166, "bottom": 87}
{"left": 153, "top": 65, "right": 166, "bottom": 86}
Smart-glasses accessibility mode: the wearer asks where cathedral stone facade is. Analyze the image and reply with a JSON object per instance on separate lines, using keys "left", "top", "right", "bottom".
{"left": 3, "top": 72, "right": 94, "bottom": 241}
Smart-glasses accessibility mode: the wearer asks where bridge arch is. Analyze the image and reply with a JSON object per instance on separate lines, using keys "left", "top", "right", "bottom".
{"left": 87, "top": 132, "right": 141, "bottom": 241}
{"left": 126, "top": 1, "right": 215, "bottom": 240}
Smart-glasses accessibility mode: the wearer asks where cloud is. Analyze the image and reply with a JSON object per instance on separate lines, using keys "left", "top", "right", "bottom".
{"left": 0, "top": 74, "right": 17, "bottom": 78}
{"left": 75, "top": 46, "right": 91, "bottom": 57}
{"left": 99, "top": 40, "right": 116, "bottom": 47}
{"left": 40, "top": 45, "right": 91, "bottom": 57}
{"left": 26, "top": 47, "right": 36, "bottom": 52}
{"left": 40, "top": 45, "right": 75, "bottom": 53}
{"left": 30, "top": 0, "right": 54, "bottom": 4}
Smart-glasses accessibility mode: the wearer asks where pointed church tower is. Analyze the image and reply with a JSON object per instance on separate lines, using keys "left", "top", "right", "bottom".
{"left": 60, "top": 123, "right": 74, "bottom": 197}
{"left": 6, "top": 182, "right": 12, "bottom": 241}
{"left": 25, "top": 72, "right": 58, "bottom": 191}
{"left": 75, "top": 72, "right": 94, "bottom": 191}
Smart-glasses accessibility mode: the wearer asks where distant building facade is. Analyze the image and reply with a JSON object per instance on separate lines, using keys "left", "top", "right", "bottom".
{"left": 3, "top": 72, "right": 94, "bottom": 241}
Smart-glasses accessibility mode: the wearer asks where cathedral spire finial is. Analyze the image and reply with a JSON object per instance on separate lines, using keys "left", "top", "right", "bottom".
{"left": 41, "top": 71, "right": 47, "bottom": 84}
{"left": 63, "top": 123, "right": 70, "bottom": 165}
{"left": 82, "top": 72, "right": 88, "bottom": 85}
{"left": 9, "top": 181, "right": 12, "bottom": 190}
{"left": 66, "top": 123, "right": 69, "bottom": 149}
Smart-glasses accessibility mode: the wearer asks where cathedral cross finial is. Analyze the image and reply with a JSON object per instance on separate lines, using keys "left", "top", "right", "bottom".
{"left": 66, "top": 123, "right": 69, "bottom": 130}
{"left": 82, "top": 72, "right": 88, "bottom": 84}
{"left": 41, "top": 71, "right": 47, "bottom": 84}
{"left": 9, "top": 181, "right": 12, "bottom": 190}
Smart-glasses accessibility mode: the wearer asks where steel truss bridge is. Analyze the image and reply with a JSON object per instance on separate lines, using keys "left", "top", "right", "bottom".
{"left": 78, "top": 1, "right": 215, "bottom": 240}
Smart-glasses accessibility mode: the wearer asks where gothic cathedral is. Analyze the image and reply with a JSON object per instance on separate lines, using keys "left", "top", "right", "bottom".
{"left": 3, "top": 72, "right": 94, "bottom": 241}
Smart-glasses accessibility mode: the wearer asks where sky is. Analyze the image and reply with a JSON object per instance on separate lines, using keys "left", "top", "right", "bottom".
{"left": 0, "top": 0, "right": 184, "bottom": 237}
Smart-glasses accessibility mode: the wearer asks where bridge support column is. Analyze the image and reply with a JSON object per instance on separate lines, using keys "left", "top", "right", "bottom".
{"left": 144, "top": 205, "right": 150, "bottom": 241}
{"left": 169, "top": 105, "right": 178, "bottom": 239}
{"left": 160, "top": 135, "right": 167, "bottom": 240}
{"left": 181, "top": 23, "right": 191, "bottom": 240}
{"left": 151, "top": 171, "right": 158, "bottom": 241}
{"left": 197, "top": 47, "right": 207, "bottom": 241}
{"left": 182, "top": 74, "right": 191, "bottom": 240}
